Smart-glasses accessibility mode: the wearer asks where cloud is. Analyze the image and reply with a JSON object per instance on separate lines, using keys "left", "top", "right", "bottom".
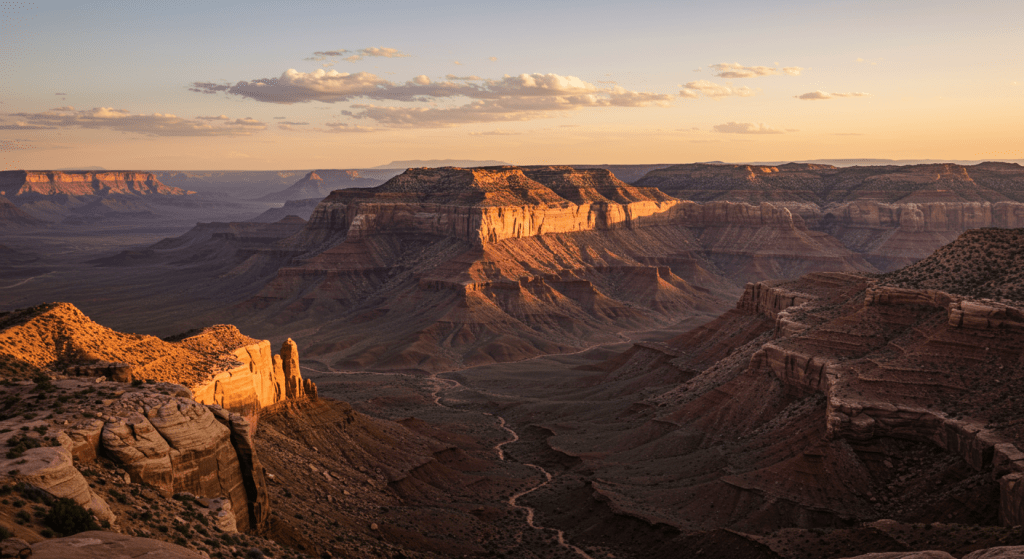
{"left": 709, "top": 63, "right": 802, "bottom": 78}
{"left": 5, "top": 106, "right": 267, "bottom": 136}
{"left": 469, "top": 129, "right": 519, "bottom": 136}
{"left": 713, "top": 122, "right": 785, "bottom": 134}
{"left": 305, "top": 47, "right": 411, "bottom": 63}
{"left": 796, "top": 90, "right": 871, "bottom": 100}
{"left": 278, "top": 121, "right": 308, "bottom": 125}
{"left": 193, "top": 70, "right": 674, "bottom": 127}
{"left": 324, "top": 122, "right": 376, "bottom": 133}
{"left": 446, "top": 74, "right": 482, "bottom": 81}
{"left": 55, "top": 92, "right": 66, "bottom": 96}
{"left": 679, "top": 80, "right": 756, "bottom": 99}
{"left": 0, "top": 121, "right": 57, "bottom": 130}
{"left": 489, "top": 57, "right": 498, "bottom": 61}
{"left": 196, "top": 115, "right": 230, "bottom": 121}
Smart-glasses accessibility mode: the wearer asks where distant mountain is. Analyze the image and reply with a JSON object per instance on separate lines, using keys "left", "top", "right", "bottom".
{"left": 745, "top": 158, "right": 1024, "bottom": 167}
{"left": 372, "top": 159, "right": 511, "bottom": 169}
{"left": 0, "top": 197, "right": 48, "bottom": 228}
{"left": 258, "top": 170, "right": 383, "bottom": 202}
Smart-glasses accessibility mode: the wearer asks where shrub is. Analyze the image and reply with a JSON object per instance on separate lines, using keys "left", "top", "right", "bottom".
{"left": 44, "top": 497, "right": 99, "bottom": 535}
{"left": 0, "top": 525, "right": 13, "bottom": 539}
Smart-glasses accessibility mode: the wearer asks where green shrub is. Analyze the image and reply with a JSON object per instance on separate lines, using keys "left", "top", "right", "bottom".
{"left": 44, "top": 497, "right": 98, "bottom": 535}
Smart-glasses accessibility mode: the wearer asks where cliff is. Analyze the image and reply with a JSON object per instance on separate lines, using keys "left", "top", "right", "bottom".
{"left": 302, "top": 166, "right": 680, "bottom": 245}
{"left": 634, "top": 162, "right": 1024, "bottom": 271}
{"left": 0, "top": 171, "right": 192, "bottom": 197}
{"left": 229, "top": 165, "right": 877, "bottom": 372}
{"left": 0, "top": 303, "right": 314, "bottom": 420}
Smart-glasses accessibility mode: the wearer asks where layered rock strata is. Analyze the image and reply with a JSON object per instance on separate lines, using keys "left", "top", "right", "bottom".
{"left": 739, "top": 276, "right": 1024, "bottom": 526}
{"left": 0, "top": 379, "right": 271, "bottom": 532}
{"left": 233, "top": 166, "right": 873, "bottom": 371}
{"left": 634, "top": 162, "right": 1024, "bottom": 270}
{"left": 0, "top": 171, "right": 191, "bottom": 197}
{"left": 0, "top": 303, "right": 315, "bottom": 420}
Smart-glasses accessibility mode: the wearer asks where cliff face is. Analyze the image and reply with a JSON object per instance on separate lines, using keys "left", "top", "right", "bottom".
{"left": 635, "top": 162, "right": 1024, "bottom": 270}
{"left": 302, "top": 166, "right": 680, "bottom": 245}
{"left": 231, "top": 166, "right": 877, "bottom": 372}
{"left": 0, "top": 171, "right": 192, "bottom": 197}
{"left": 0, "top": 303, "right": 315, "bottom": 421}
{"left": 0, "top": 304, "right": 317, "bottom": 534}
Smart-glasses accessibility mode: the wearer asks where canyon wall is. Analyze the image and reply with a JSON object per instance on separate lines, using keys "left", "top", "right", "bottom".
{"left": 739, "top": 277, "right": 1024, "bottom": 526}
{"left": 0, "top": 171, "right": 191, "bottom": 197}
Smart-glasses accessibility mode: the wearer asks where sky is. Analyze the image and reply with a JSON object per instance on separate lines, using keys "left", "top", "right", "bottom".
{"left": 0, "top": 0, "right": 1022, "bottom": 170}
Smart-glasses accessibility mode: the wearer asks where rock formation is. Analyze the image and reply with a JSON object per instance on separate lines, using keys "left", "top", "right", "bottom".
{"left": 634, "top": 162, "right": 1024, "bottom": 269}
{"left": 0, "top": 302, "right": 316, "bottom": 420}
{"left": 0, "top": 171, "right": 191, "bottom": 197}
{"left": 258, "top": 169, "right": 383, "bottom": 202}
{"left": 224, "top": 165, "right": 873, "bottom": 372}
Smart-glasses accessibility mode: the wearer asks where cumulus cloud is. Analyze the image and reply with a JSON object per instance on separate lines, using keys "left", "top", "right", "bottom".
{"left": 713, "top": 121, "right": 785, "bottom": 134}
{"left": 4, "top": 106, "right": 267, "bottom": 136}
{"left": 710, "top": 63, "right": 802, "bottom": 78}
{"left": 679, "top": 80, "right": 756, "bottom": 99}
{"left": 192, "top": 70, "right": 673, "bottom": 127}
{"left": 796, "top": 90, "right": 871, "bottom": 100}
{"left": 446, "top": 74, "right": 482, "bottom": 81}
{"left": 196, "top": 115, "right": 230, "bottom": 121}
{"left": 306, "top": 47, "right": 411, "bottom": 63}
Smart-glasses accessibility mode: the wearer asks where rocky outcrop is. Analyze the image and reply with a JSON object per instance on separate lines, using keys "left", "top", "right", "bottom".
{"left": 0, "top": 303, "right": 316, "bottom": 420}
{"left": 634, "top": 162, "right": 1024, "bottom": 271}
{"left": 303, "top": 166, "right": 681, "bottom": 245}
{"left": 1, "top": 431, "right": 116, "bottom": 526}
{"left": 0, "top": 171, "right": 191, "bottom": 197}
{"left": 210, "top": 406, "right": 270, "bottom": 530}
{"left": 736, "top": 275, "right": 1024, "bottom": 527}
{"left": 28, "top": 531, "right": 206, "bottom": 559}
{"left": 258, "top": 169, "right": 383, "bottom": 202}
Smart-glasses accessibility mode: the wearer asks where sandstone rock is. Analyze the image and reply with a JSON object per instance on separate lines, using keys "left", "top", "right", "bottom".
{"left": 280, "top": 338, "right": 303, "bottom": 399}
{"left": 0, "top": 171, "right": 189, "bottom": 197}
{"left": 835, "top": 548, "right": 954, "bottom": 552}
{"left": 963, "top": 547, "right": 1024, "bottom": 558}
{"left": 29, "top": 530, "right": 205, "bottom": 559}
{"left": 101, "top": 412, "right": 173, "bottom": 495}
{"left": 2, "top": 444, "right": 115, "bottom": 525}
{"left": 209, "top": 406, "right": 270, "bottom": 531}
{"left": 0, "top": 538, "right": 32, "bottom": 558}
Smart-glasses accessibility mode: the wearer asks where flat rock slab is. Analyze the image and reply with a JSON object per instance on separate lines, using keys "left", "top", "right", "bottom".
{"left": 31, "top": 531, "right": 204, "bottom": 559}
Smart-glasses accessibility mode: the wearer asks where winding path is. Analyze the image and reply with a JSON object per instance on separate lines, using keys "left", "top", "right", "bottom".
{"left": 428, "top": 376, "right": 594, "bottom": 559}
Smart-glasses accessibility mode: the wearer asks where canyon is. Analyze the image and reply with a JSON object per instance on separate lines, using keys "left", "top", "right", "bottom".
{"left": 5, "top": 163, "right": 1024, "bottom": 557}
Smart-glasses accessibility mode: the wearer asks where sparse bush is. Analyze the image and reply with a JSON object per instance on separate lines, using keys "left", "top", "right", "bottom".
{"left": 44, "top": 497, "right": 99, "bottom": 535}
{"left": 0, "top": 525, "right": 14, "bottom": 539}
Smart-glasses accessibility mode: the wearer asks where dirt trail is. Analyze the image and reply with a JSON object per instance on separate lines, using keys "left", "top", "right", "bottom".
{"left": 428, "top": 376, "right": 595, "bottom": 559}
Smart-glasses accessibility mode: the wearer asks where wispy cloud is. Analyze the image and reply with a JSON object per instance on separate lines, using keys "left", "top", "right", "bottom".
{"left": 710, "top": 63, "right": 802, "bottom": 78}
{"left": 324, "top": 122, "right": 376, "bottom": 133}
{"left": 0, "top": 122, "right": 56, "bottom": 130}
{"left": 4, "top": 107, "right": 267, "bottom": 136}
{"left": 305, "top": 47, "right": 411, "bottom": 63}
{"left": 469, "top": 129, "right": 519, "bottom": 136}
{"left": 713, "top": 121, "right": 785, "bottom": 134}
{"left": 796, "top": 90, "right": 871, "bottom": 100}
{"left": 192, "top": 70, "right": 674, "bottom": 128}
{"left": 679, "top": 80, "right": 756, "bottom": 99}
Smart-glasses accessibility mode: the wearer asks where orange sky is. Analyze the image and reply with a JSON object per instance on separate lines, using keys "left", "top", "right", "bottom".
{"left": 1, "top": 1, "right": 1022, "bottom": 169}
